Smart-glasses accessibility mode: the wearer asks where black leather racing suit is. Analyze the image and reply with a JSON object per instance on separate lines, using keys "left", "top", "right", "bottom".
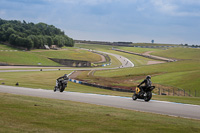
{"left": 57, "top": 75, "right": 69, "bottom": 87}
{"left": 138, "top": 78, "right": 152, "bottom": 94}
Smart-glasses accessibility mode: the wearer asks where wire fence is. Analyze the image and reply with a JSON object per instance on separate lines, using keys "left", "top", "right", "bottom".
{"left": 153, "top": 88, "right": 200, "bottom": 97}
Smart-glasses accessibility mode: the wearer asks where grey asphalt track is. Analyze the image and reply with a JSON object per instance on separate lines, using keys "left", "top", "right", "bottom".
{"left": 0, "top": 85, "right": 199, "bottom": 120}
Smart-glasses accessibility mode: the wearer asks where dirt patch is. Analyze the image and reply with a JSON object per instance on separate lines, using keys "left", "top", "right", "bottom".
{"left": 92, "top": 53, "right": 106, "bottom": 63}
{"left": 69, "top": 71, "right": 84, "bottom": 79}
{"left": 147, "top": 61, "right": 165, "bottom": 65}
{"left": 143, "top": 51, "right": 154, "bottom": 56}
{"left": 98, "top": 54, "right": 106, "bottom": 63}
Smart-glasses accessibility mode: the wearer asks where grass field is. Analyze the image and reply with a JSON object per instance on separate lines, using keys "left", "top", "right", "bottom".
{"left": 0, "top": 51, "right": 61, "bottom": 66}
{"left": 0, "top": 44, "right": 102, "bottom": 66}
{"left": 1, "top": 43, "right": 200, "bottom": 132}
{"left": 152, "top": 47, "right": 200, "bottom": 60}
{"left": 1, "top": 93, "right": 200, "bottom": 133}
{"left": 117, "top": 46, "right": 161, "bottom": 53}
{"left": 75, "top": 43, "right": 159, "bottom": 66}
{"left": 0, "top": 44, "right": 19, "bottom": 50}
{"left": 75, "top": 44, "right": 200, "bottom": 95}
{"left": 31, "top": 48, "right": 102, "bottom": 62}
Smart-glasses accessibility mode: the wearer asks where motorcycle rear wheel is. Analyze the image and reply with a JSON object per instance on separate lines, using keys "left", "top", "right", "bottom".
{"left": 144, "top": 91, "right": 152, "bottom": 102}
{"left": 53, "top": 86, "right": 57, "bottom": 92}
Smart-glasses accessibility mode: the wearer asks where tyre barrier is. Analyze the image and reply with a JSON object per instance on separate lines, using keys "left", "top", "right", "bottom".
{"left": 102, "top": 63, "right": 111, "bottom": 67}
{"left": 69, "top": 79, "right": 82, "bottom": 84}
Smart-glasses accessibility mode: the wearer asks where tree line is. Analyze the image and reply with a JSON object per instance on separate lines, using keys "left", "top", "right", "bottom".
{"left": 0, "top": 18, "right": 74, "bottom": 50}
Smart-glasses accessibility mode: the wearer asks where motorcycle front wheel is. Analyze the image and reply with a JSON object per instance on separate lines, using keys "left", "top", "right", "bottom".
{"left": 132, "top": 93, "right": 137, "bottom": 100}
{"left": 144, "top": 91, "right": 152, "bottom": 102}
{"left": 60, "top": 85, "right": 66, "bottom": 92}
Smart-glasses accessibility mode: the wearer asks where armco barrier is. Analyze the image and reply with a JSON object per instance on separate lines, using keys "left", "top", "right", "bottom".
{"left": 69, "top": 78, "right": 134, "bottom": 93}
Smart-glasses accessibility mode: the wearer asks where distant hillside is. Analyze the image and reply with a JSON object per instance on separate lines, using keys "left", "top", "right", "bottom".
{"left": 0, "top": 18, "right": 74, "bottom": 50}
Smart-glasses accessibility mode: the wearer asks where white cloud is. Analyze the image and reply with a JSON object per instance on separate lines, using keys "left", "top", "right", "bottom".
{"left": 181, "top": 0, "right": 200, "bottom": 5}
{"left": 150, "top": 0, "right": 177, "bottom": 14}
{"left": 46, "top": 0, "right": 138, "bottom": 5}
{"left": 150, "top": 0, "right": 200, "bottom": 17}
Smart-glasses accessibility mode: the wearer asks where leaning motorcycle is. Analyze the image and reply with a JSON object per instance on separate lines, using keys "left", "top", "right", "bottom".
{"left": 54, "top": 79, "right": 68, "bottom": 92}
{"left": 132, "top": 86, "right": 155, "bottom": 102}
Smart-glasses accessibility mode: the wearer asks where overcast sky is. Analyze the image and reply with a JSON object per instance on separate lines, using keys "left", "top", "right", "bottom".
{"left": 0, "top": 0, "right": 200, "bottom": 44}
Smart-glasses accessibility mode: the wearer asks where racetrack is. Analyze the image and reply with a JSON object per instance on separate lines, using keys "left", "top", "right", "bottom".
{"left": 0, "top": 85, "right": 199, "bottom": 120}
{"left": 1, "top": 49, "right": 199, "bottom": 120}
{"left": 0, "top": 50, "right": 134, "bottom": 72}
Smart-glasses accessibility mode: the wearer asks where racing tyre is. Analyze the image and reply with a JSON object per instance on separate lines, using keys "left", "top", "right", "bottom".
{"left": 132, "top": 93, "right": 137, "bottom": 100}
{"left": 60, "top": 85, "right": 66, "bottom": 92}
{"left": 144, "top": 91, "right": 152, "bottom": 102}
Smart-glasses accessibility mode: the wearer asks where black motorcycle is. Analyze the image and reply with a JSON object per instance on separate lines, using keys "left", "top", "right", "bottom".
{"left": 132, "top": 86, "right": 155, "bottom": 102}
{"left": 54, "top": 79, "right": 68, "bottom": 92}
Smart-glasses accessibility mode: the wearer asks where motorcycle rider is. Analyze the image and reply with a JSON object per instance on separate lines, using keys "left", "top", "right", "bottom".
{"left": 137, "top": 75, "right": 152, "bottom": 96}
{"left": 54, "top": 74, "right": 69, "bottom": 92}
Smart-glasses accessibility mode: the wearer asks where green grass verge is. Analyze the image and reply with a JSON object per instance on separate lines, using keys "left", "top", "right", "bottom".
{"left": 0, "top": 70, "right": 73, "bottom": 90}
{"left": 152, "top": 48, "right": 200, "bottom": 60}
{"left": 117, "top": 46, "right": 161, "bottom": 53}
{"left": 31, "top": 48, "right": 102, "bottom": 62}
{"left": 0, "top": 44, "right": 18, "bottom": 50}
{"left": 0, "top": 93, "right": 200, "bottom": 133}
{"left": 0, "top": 46, "right": 102, "bottom": 66}
{"left": 0, "top": 51, "right": 61, "bottom": 66}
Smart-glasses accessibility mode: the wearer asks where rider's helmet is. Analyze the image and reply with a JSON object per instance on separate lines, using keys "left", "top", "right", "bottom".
{"left": 146, "top": 75, "right": 151, "bottom": 79}
{"left": 64, "top": 74, "right": 68, "bottom": 77}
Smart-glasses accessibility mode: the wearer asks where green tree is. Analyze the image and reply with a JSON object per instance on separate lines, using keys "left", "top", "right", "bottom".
{"left": 25, "top": 38, "right": 34, "bottom": 50}
{"left": 5, "top": 27, "right": 16, "bottom": 40}
{"left": 9, "top": 34, "right": 17, "bottom": 45}
{"left": 45, "top": 36, "right": 53, "bottom": 46}
{"left": 0, "top": 18, "right": 74, "bottom": 49}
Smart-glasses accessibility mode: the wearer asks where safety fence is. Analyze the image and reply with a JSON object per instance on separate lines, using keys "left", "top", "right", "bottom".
{"left": 154, "top": 88, "right": 200, "bottom": 97}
